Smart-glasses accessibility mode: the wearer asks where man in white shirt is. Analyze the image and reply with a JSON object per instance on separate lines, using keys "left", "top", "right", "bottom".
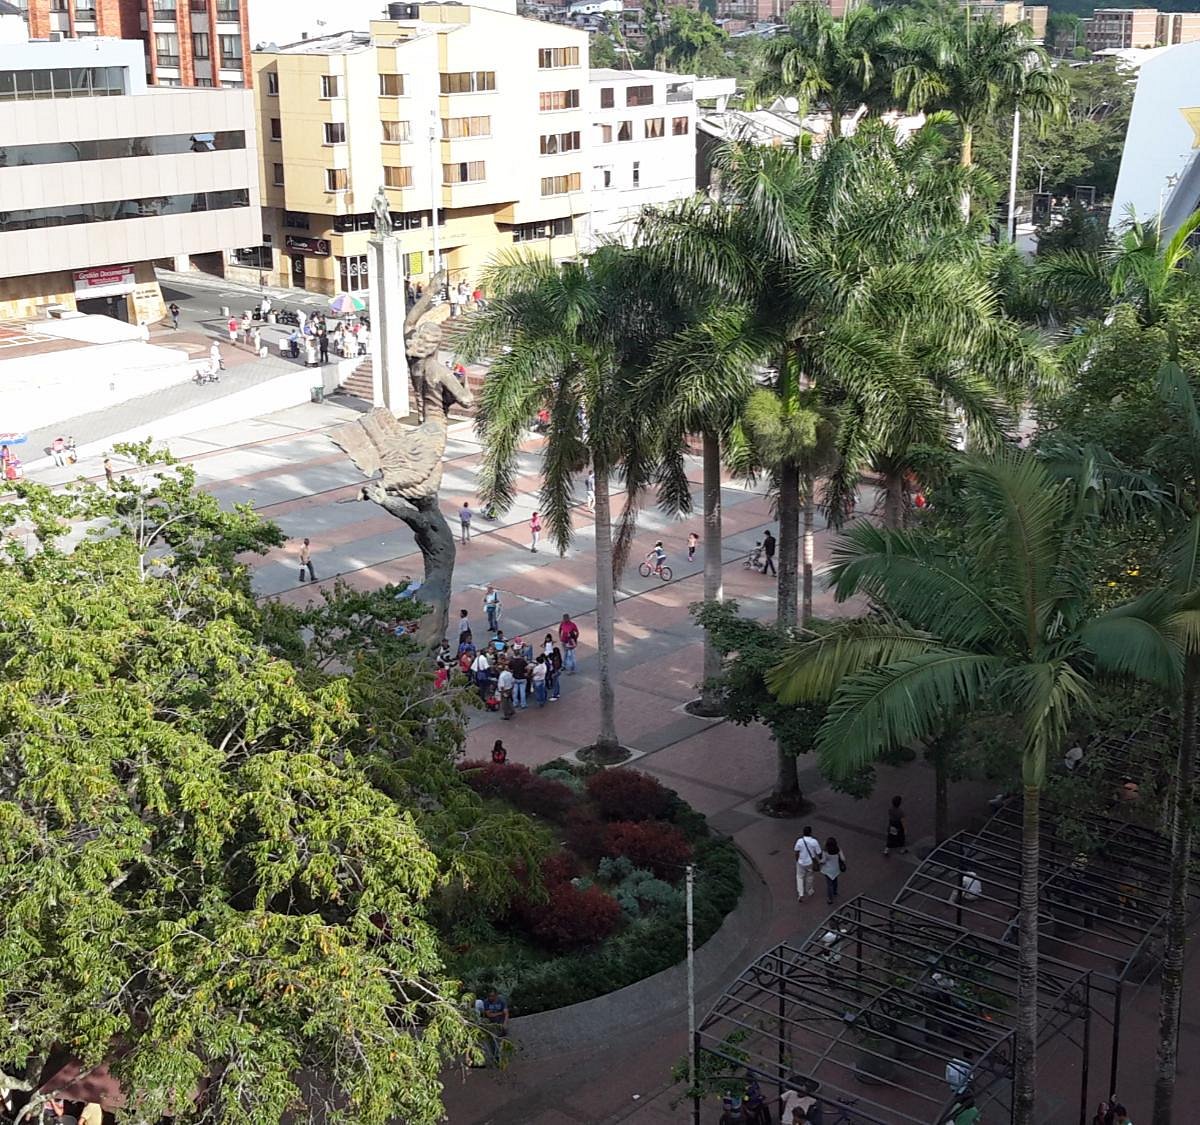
{"left": 793, "top": 827, "right": 823, "bottom": 901}
{"left": 470, "top": 650, "right": 491, "bottom": 701}
{"left": 946, "top": 1055, "right": 972, "bottom": 1095}
{"left": 497, "top": 666, "right": 515, "bottom": 719}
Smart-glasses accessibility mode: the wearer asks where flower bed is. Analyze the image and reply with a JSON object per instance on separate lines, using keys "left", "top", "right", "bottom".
{"left": 449, "top": 759, "right": 743, "bottom": 1015}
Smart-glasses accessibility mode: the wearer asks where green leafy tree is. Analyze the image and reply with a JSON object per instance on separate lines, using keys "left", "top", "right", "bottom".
{"left": 768, "top": 450, "right": 1177, "bottom": 1125}
{"left": 0, "top": 452, "right": 531, "bottom": 1125}
{"left": 641, "top": 5, "right": 726, "bottom": 72}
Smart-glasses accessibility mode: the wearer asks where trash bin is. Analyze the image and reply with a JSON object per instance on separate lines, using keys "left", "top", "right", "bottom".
{"left": 311, "top": 386, "right": 325, "bottom": 403}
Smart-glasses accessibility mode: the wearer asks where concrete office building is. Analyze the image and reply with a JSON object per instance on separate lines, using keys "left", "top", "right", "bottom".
{"left": 247, "top": 3, "right": 592, "bottom": 295}
{"left": 0, "top": 32, "right": 260, "bottom": 320}
{"left": 12, "top": 0, "right": 252, "bottom": 87}
{"left": 1087, "top": 8, "right": 1162, "bottom": 49}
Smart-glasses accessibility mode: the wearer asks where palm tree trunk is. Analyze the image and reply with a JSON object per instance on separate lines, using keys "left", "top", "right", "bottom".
{"left": 593, "top": 458, "right": 620, "bottom": 755}
{"left": 882, "top": 471, "right": 905, "bottom": 530}
{"left": 1151, "top": 652, "right": 1199, "bottom": 1125}
{"left": 933, "top": 742, "right": 950, "bottom": 845}
{"left": 774, "top": 743, "right": 801, "bottom": 805}
{"left": 699, "top": 430, "right": 724, "bottom": 714}
{"left": 802, "top": 481, "right": 815, "bottom": 625}
{"left": 777, "top": 459, "right": 800, "bottom": 628}
{"left": 1014, "top": 783, "right": 1041, "bottom": 1125}
{"left": 960, "top": 123, "right": 974, "bottom": 219}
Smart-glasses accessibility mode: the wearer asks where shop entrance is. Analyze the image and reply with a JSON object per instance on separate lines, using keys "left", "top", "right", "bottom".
{"left": 76, "top": 294, "right": 130, "bottom": 322}
{"left": 291, "top": 255, "right": 306, "bottom": 288}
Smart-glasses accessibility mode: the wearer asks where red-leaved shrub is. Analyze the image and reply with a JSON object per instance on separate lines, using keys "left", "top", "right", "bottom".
{"left": 518, "top": 881, "right": 622, "bottom": 951}
{"left": 563, "top": 807, "right": 607, "bottom": 862}
{"left": 540, "top": 851, "right": 577, "bottom": 886}
{"left": 458, "top": 760, "right": 573, "bottom": 819}
{"left": 603, "top": 820, "right": 693, "bottom": 879}
{"left": 585, "top": 768, "right": 672, "bottom": 821}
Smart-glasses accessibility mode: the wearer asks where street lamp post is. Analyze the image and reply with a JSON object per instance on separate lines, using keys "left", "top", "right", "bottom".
{"left": 1007, "top": 106, "right": 1021, "bottom": 243}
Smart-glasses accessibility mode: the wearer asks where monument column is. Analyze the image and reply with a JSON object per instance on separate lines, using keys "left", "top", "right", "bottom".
{"left": 367, "top": 188, "right": 411, "bottom": 419}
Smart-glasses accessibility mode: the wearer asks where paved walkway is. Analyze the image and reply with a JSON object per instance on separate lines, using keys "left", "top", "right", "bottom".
{"left": 22, "top": 403, "right": 1200, "bottom": 1125}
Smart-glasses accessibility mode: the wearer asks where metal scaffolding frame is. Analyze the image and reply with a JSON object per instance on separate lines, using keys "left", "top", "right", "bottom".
{"left": 694, "top": 897, "right": 1092, "bottom": 1125}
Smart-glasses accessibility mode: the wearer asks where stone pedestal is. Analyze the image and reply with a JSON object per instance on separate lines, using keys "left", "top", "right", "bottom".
{"left": 368, "top": 233, "right": 410, "bottom": 418}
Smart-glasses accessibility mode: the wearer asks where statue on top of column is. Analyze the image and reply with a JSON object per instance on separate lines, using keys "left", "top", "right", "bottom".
{"left": 372, "top": 186, "right": 393, "bottom": 237}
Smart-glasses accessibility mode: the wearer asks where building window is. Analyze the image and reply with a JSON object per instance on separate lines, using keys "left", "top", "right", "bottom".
{"left": 644, "top": 117, "right": 664, "bottom": 139}
{"left": 512, "top": 217, "right": 573, "bottom": 242}
{"left": 384, "top": 165, "right": 413, "bottom": 188}
{"left": 600, "top": 167, "right": 612, "bottom": 187}
{"left": 382, "top": 119, "right": 412, "bottom": 142}
{"left": 339, "top": 254, "right": 370, "bottom": 293}
{"left": 443, "top": 160, "right": 486, "bottom": 184}
{"left": 229, "top": 242, "right": 272, "bottom": 269}
{"left": 321, "top": 74, "right": 340, "bottom": 99}
{"left": 379, "top": 73, "right": 404, "bottom": 96}
{"left": 216, "top": 1, "right": 240, "bottom": 20}
{"left": 333, "top": 213, "right": 374, "bottom": 233}
{"left": 440, "top": 71, "right": 495, "bottom": 94}
{"left": 195, "top": 78, "right": 214, "bottom": 87}
{"left": 600, "top": 87, "right": 614, "bottom": 108}
{"left": 393, "top": 211, "right": 426, "bottom": 231}
{"left": 617, "top": 120, "right": 632, "bottom": 142}
{"left": 540, "top": 172, "right": 580, "bottom": 196}
{"left": 266, "top": 70, "right": 279, "bottom": 96}
{"left": 284, "top": 210, "right": 309, "bottom": 230}
{"left": 632, "top": 160, "right": 640, "bottom": 187}
{"left": 0, "top": 129, "right": 247, "bottom": 164}
{"left": 539, "top": 89, "right": 579, "bottom": 112}
{"left": 154, "top": 33, "right": 180, "bottom": 65}
{"left": 323, "top": 121, "right": 346, "bottom": 144}
{"left": 191, "top": 32, "right": 209, "bottom": 59}
{"left": 0, "top": 66, "right": 130, "bottom": 100}
{"left": 326, "top": 167, "right": 349, "bottom": 192}
{"left": 626, "top": 84, "right": 653, "bottom": 107}
{"left": 539, "top": 130, "right": 580, "bottom": 155}
{"left": 537, "top": 46, "right": 579, "bottom": 68}
{"left": 403, "top": 251, "right": 424, "bottom": 275}
{"left": 218, "top": 35, "right": 242, "bottom": 62}
{"left": 269, "top": 117, "right": 281, "bottom": 141}
{"left": 596, "top": 123, "right": 612, "bottom": 143}
{"left": 442, "top": 115, "right": 490, "bottom": 138}
{"left": 672, "top": 116, "right": 689, "bottom": 136}
{"left": 272, "top": 163, "right": 285, "bottom": 186}
{"left": 0, "top": 188, "right": 251, "bottom": 233}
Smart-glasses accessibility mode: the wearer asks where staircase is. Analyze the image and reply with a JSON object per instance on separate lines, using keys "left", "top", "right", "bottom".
{"left": 336, "top": 357, "right": 373, "bottom": 401}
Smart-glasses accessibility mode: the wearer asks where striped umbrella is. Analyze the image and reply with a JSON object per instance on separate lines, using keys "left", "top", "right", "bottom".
{"left": 329, "top": 293, "right": 366, "bottom": 315}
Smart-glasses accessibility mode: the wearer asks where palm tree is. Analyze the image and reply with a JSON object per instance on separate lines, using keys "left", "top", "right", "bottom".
{"left": 767, "top": 450, "right": 1176, "bottom": 1125}
{"left": 733, "top": 367, "right": 835, "bottom": 625}
{"left": 458, "top": 247, "right": 671, "bottom": 759}
{"left": 751, "top": 2, "right": 901, "bottom": 136}
{"left": 896, "top": 11, "right": 1066, "bottom": 219}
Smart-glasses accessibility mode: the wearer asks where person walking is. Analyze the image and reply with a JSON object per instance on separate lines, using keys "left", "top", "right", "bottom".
{"left": 168, "top": 301, "right": 180, "bottom": 329}
{"left": 688, "top": 532, "right": 699, "bottom": 562}
{"left": 529, "top": 511, "right": 542, "bottom": 553}
{"left": 820, "top": 837, "right": 845, "bottom": 905}
{"left": 297, "top": 538, "right": 316, "bottom": 582}
{"left": 483, "top": 585, "right": 502, "bottom": 633}
{"left": 761, "top": 529, "right": 777, "bottom": 576}
{"left": 50, "top": 436, "right": 67, "bottom": 466}
{"left": 559, "top": 613, "right": 579, "bottom": 673}
{"left": 227, "top": 315, "right": 238, "bottom": 344}
{"left": 259, "top": 294, "right": 271, "bottom": 320}
{"left": 209, "top": 340, "right": 224, "bottom": 372}
{"left": 448, "top": 283, "right": 462, "bottom": 318}
{"left": 459, "top": 502, "right": 474, "bottom": 544}
{"left": 585, "top": 470, "right": 595, "bottom": 511}
{"left": 885, "top": 795, "right": 908, "bottom": 855}
{"left": 103, "top": 455, "right": 116, "bottom": 490}
{"left": 318, "top": 323, "right": 329, "bottom": 364}
{"left": 793, "top": 826, "right": 823, "bottom": 902}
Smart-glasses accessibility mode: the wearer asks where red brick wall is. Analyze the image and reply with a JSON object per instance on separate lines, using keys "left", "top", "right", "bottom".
{"left": 26, "top": 1, "right": 52, "bottom": 38}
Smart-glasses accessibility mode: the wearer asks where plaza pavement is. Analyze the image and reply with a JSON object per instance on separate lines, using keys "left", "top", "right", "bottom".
{"left": 24, "top": 400, "right": 1200, "bottom": 1125}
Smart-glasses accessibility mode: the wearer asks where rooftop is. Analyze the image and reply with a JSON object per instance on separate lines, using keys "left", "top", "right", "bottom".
{"left": 259, "top": 30, "right": 374, "bottom": 55}
{"left": 589, "top": 67, "right": 692, "bottom": 81}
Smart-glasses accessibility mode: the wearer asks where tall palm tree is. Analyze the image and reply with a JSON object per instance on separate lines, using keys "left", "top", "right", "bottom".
{"left": 896, "top": 13, "right": 1065, "bottom": 170}
{"left": 733, "top": 367, "right": 835, "bottom": 626}
{"left": 751, "top": 2, "right": 901, "bottom": 135}
{"left": 458, "top": 247, "right": 670, "bottom": 758}
{"left": 767, "top": 450, "right": 1176, "bottom": 1125}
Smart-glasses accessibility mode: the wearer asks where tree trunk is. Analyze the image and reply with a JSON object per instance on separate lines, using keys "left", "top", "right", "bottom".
{"left": 777, "top": 459, "right": 800, "bottom": 628}
{"left": 1014, "top": 783, "right": 1041, "bottom": 1125}
{"left": 593, "top": 459, "right": 620, "bottom": 756}
{"left": 699, "top": 430, "right": 725, "bottom": 714}
{"left": 881, "top": 471, "right": 905, "bottom": 530}
{"left": 1151, "top": 653, "right": 1199, "bottom": 1125}
{"left": 960, "top": 123, "right": 974, "bottom": 219}
{"left": 801, "top": 481, "right": 815, "bottom": 625}
{"left": 775, "top": 741, "right": 800, "bottom": 803}
{"left": 933, "top": 742, "right": 950, "bottom": 845}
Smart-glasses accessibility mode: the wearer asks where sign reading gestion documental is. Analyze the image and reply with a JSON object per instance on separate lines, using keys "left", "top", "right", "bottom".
{"left": 73, "top": 265, "right": 137, "bottom": 298}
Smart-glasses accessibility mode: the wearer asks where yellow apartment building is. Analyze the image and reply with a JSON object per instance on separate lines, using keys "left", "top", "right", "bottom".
{"left": 237, "top": 3, "right": 591, "bottom": 296}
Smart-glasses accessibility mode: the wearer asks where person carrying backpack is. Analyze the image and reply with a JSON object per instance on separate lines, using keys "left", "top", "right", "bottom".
{"left": 559, "top": 613, "right": 580, "bottom": 673}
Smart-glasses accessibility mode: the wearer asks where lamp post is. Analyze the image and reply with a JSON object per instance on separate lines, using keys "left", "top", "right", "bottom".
{"left": 1007, "top": 106, "right": 1021, "bottom": 243}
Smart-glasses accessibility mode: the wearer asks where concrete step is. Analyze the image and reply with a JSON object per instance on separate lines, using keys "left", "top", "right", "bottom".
{"left": 337, "top": 359, "right": 373, "bottom": 400}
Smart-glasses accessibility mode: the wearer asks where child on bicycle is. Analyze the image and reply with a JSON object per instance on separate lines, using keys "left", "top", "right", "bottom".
{"left": 646, "top": 541, "right": 668, "bottom": 575}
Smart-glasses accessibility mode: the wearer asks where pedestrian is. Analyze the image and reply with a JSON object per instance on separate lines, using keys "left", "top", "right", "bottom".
{"left": 1111, "top": 1105, "right": 1131, "bottom": 1125}
{"left": 491, "top": 739, "right": 508, "bottom": 764}
{"left": 448, "top": 283, "right": 462, "bottom": 318}
{"left": 251, "top": 325, "right": 262, "bottom": 355}
{"left": 688, "top": 532, "right": 699, "bottom": 562}
{"left": 820, "top": 836, "right": 845, "bottom": 905}
{"left": 460, "top": 501, "right": 473, "bottom": 544}
{"left": 298, "top": 537, "right": 316, "bottom": 582}
{"left": 952, "top": 870, "right": 982, "bottom": 906}
{"left": 471, "top": 648, "right": 491, "bottom": 700}
{"left": 227, "top": 315, "right": 238, "bottom": 344}
{"left": 532, "top": 655, "right": 548, "bottom": 706}
{"left": 65, "top": 435, "right": 77, "bottom": 464}
{"left": 287, "top": 327, "right": 300, "bottom": 359}
{"left": 168, "top": 301, "right": 180, "bottom": 329}
{"left": 529, "top": 510, "right": 541, "bottom": 553}
{"left": 559, "top": 613, "right": 579, "bottom": 673}
{"left": 318, "top": 323, "right": 329, "bottom": 364}
{"left": 210, "top": 340, "right": 224, "bottom": 371}
{"left": 508, "top": 645, "right": 528, "bottom": 708}
{"left": 586, "top": 469, "right": 595, "bottom": 511}
{"left": 884, "top": 794, "right": 908, "bottom": 855}
{"left": 297, "top": 308, "right": 307, "bottom": 331}
{"left": 761, "top": 528, "right": 777, "bottom": 575}
{"left": 240, "top": 313, "right": 252, "bottom": 344}
{"left": 946, "top": 1054, "right": 973, "bottom": 1097}
{"left": 483, "top": 584, "right": 501, "bottom": 633}
{"left": 103, "top": 454, "right": 115, "bottom": 489}
{"left": 793, "top": 825, "right": 823, "bottom": 902}
{"left": 359, "top": 324, "right": 371, "bottom": 356}
{"left": 458, "top": 281, "right": 471, "bottom": 310}
{"left": 50, "top": 435, "right": 67, "bottom": 466}
{"left": 549, "top": 645, "right": 563, "bottom": 699}
{"left": 497, "top": 664, "right": 515, "bottom": 719}
{"left": 472, "top": 284, "right": 486, "bottom": 309}
{"left": 474, "top": 988, "right": 509, "bottom": 1066}
{"left": 260, "top": 294, "right": 270, "bottom": 320}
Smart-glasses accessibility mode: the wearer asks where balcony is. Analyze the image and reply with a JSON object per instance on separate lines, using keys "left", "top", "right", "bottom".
{"left": 75, "top": 7, "right": 97, "bottom": 19}
{"left": 157, "top": 53, "right": 181, "bottom": 66}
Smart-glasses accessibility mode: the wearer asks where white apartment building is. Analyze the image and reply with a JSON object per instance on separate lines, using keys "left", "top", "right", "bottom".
{"left": 584, "top": 68, "right": 735, "bottom": 249}
{"left": 0, "top": 32, "right": 260, "bottom": 321}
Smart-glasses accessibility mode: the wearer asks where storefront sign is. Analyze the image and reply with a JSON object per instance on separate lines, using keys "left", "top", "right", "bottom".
{"left": 73, "top": 265, "right": 136, "bottom": 298}
{"left": 131, "top": 283, "right": 164, "bottom": 328}
{"left": 285, "top": 236, "right": 331, "bottom": 256}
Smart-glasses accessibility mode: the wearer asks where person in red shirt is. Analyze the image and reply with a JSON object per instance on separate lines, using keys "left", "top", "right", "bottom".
{"left": 558, "top": 613, "right": 579, "bottom": 674}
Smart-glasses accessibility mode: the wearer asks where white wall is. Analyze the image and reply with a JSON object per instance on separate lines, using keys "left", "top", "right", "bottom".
{"left": 0, "top": 35, "right": 147, "bottom": 91}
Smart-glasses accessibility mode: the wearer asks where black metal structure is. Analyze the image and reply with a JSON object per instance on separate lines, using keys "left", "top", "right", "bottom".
{"left": 695, "top": 897, "right": 1091, "bottom": 1125}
